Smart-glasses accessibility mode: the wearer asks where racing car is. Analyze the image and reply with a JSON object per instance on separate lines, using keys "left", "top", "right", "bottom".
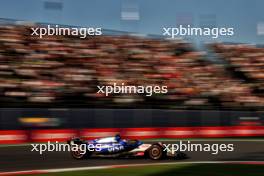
{"left": 67, "top": 134, "right": 187, "bottom": 160}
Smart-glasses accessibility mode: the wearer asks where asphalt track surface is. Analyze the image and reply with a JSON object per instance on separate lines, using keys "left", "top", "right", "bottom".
{"left": 1, "top": 140, "right": 264, "bottom": 172}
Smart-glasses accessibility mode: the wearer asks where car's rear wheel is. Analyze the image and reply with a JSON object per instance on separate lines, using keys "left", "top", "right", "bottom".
{"left": 69, "top": 139, "right": 91, "bottom": 159}
{"left": 147, "top": 144, "right": 164, "bottom": 160}
{"left": 71, "top": 148, "right": 88, "bottom": 159}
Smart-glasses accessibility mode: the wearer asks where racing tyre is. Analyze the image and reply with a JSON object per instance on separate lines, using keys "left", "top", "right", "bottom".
{"left": 147, "top": 144, "right": 164, "bottom": 160}
{"left": 69, "top": 139, "right": 91, "bottom": 159}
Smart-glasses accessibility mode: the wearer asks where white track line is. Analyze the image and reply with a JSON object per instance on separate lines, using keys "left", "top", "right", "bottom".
{"left": 1, "top": 161, "right": 264, "bottom": 175}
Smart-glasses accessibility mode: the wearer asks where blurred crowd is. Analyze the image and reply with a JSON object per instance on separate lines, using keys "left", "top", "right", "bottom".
{"left": 0, "top": 24, "right": 263, "bottom": 109}
{"left": 209, "top": 43, "right": 264, "bottom": 108}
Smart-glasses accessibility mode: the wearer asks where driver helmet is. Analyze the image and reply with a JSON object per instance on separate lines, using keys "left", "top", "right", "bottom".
{"left": 115, "top": 134, "right": 121, "bottom": 141}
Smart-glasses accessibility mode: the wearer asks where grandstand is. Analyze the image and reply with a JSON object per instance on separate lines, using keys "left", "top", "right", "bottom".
{"left": 0, "top": 22, "right": 263, "bottom": 110}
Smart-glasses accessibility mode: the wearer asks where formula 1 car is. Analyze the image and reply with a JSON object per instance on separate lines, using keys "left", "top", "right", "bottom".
{"left": 67, "top": 134, "right": 187, "bottom": 160}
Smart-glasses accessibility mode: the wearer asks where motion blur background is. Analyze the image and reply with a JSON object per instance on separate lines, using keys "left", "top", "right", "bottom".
{"left": 0, "top": 0, "right": 263, "bottom": 140}
{"left": 0, "top": 1, "right": 264, "bottom": 175}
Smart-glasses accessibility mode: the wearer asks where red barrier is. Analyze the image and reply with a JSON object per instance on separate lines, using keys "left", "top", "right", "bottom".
{"left": 31, "top": 129, "right": 78, "bottom": 142}
{"left": 0, "top": 126, "right": 264, "bottom": 144}
{"left": 80, "top": 126, "right": 264, "bottom": 140}
{"left": 122, "top": 128, "right": 162, "bottom": 139}
{"left": 163, "top": 126, "right": 264, "bottom": 138}
{"left": 0, "top": 130, "right": 28, "bottom": 144}
{"left": 162, "top": 127, "right": 199, "bottom": 138}
{"left": 80, "top": 128, "right": 162, "bottom": 139}
{"left": 80, "top": 128, "right": 121, "bottom": 140}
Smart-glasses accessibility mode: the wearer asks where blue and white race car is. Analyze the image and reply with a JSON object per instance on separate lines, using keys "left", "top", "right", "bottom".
{"left": 67, "top": 134, "right": 186, "bottom": 160}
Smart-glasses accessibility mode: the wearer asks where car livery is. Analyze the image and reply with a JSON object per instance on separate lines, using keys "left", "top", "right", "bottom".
{"left": 67, "top": 135, "right": 187, "bottom": 160}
